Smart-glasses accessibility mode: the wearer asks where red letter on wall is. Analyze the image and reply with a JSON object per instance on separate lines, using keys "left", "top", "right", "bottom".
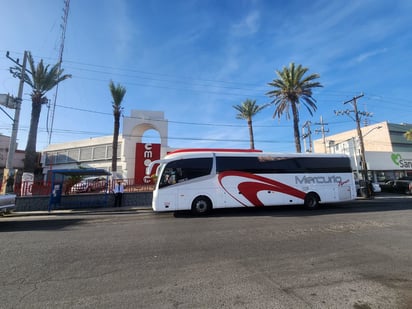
{"left": 135, "top": 143, "right": 161, "bottom": 184}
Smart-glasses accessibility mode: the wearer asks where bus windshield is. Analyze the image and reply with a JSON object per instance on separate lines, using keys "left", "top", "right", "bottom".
{"left": 159, "top": 157, "right": 213, "bottom": 188}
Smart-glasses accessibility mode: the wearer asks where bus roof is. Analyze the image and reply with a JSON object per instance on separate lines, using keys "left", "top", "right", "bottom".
{"left": 164, "top": 149, "right": 350, "bottom": 160}
{"left": 167, "top": 148, "right": 263, "bottom": 155}
{"left": 147, "top": 149, "right": 351, "bottom": 175}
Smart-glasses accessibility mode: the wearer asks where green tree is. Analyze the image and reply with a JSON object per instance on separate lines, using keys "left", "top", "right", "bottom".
{"left": 10, "top": 52, "right": 71, "bottom": 173}
{"left": 266, "top": 62, "right": 322, "bottom": 153}
{"left": 109, "top": 80, "right": 126, "bottom": 173}
{"left": 233, "top": 99, "right": 266, "bottom": 149}
{"left": 404, "top": 129, "right": 412, "bottom": 141}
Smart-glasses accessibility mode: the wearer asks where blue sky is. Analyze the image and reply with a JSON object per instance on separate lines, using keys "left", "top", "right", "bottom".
{"left": 1, "top": 0, "right": 411, "bottom": 153}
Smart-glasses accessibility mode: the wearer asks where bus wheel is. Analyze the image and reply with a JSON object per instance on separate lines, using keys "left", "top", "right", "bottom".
{"left": 191, "top": 196, "right": 212, "bottom": 215}
{"left": 304, "top": 193, "right": 319, "bottom": 209}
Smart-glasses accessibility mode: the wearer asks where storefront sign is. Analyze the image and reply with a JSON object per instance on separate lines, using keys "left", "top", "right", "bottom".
{"left": 391, "top": 153, "right": 412, "bottom": 169}
{"left": 365, "top": 151, "right": 412, "bottom": 171}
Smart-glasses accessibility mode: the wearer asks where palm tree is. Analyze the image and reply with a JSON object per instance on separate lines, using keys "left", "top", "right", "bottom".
{"left": 405, "top": 129, "right": 412, "bottom": 141}
{"left": 266, "top": 62, "right": 322, "bottom": 153}
{"left": 233, "top": 99, "right": 266, "bottom": 149}
{"left": 109, "top": 80, "right": 126, "bottom": 173}
{"left": 10, "top": 52, "right": 71, "bottom": 173}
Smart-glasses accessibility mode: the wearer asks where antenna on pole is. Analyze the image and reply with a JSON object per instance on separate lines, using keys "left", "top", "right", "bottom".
{"left": 47, "top": 0, "right": 70, "bottom": 144}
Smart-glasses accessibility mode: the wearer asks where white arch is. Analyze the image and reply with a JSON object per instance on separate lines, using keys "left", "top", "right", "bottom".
{"left": 131, "top": 123, "right": 161, "bottom": 144}
{"left": 122, "top": 110, "right": 169, "bottom": 179}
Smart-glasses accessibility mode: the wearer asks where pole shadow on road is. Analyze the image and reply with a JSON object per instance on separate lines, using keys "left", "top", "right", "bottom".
{"left": 0, "top": 218, "right": 84, "bottom": 232}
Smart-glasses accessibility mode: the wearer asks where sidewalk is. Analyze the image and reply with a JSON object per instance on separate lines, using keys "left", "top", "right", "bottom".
{"left": 359, "top": 192, "right": 412, "bottom": 199}
{"left": 5, "top": 205, "right": 152, "bottom": 217}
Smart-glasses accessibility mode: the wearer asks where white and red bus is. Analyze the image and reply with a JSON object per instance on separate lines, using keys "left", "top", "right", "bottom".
{"left": 147, "top": 148, "right": 356, "bottom": 215}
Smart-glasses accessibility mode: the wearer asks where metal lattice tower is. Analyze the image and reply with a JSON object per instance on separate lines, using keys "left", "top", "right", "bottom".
{"left": 47, "top": 0, "right": 70, "bottom": 144}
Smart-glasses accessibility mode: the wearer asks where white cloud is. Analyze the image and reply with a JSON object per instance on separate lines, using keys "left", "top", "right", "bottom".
{"left": 231, "top": 10, "right": 260, "bottom": 36}
{"left": 356, "top": 48, "right": 388, "bottom": 63}
{"left": 105, "top": 0, "right": 135, "bottom": 59}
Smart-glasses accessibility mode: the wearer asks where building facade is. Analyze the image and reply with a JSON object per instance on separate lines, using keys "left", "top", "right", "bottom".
{"left": 41, "top": 110, "right": 171, "bottom": 183}
{"left": 0, "top": 134, "right": 25, "bottom": 185}
{"left": 313, "top": 121, "right": 412, "bottom": 182}
{"left": 0, "top": 134, "right": 25, "bottom": 169}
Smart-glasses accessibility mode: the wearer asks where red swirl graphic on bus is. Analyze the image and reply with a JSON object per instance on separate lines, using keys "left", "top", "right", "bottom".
{"left": 218, "top": 171, "right": 306, "bottom": 207}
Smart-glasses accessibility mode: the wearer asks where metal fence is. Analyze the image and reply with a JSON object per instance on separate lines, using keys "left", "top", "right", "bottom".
{"left": 10, "top": 178, "right": 154, "bottom": 196}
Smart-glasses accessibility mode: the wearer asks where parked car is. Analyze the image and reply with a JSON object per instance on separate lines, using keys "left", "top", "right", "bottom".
{"left": 393, "top": 177, "right": 412, "bottom": 195}
{"left": 380, "top": 177, "right": 412, "bottom": 194}
{"left": 71, "top": 176, "right": 108, "bottom": 193}
{"left": 0, "top": 194, "right": 16, "bottom": 214}
{"left": 380, "top": 180, "right": 395, "bottom": 192}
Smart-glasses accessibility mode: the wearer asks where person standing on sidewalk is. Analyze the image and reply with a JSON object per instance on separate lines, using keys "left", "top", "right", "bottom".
{"left": 113, "top": 180, "right": 125, "bottom": 207}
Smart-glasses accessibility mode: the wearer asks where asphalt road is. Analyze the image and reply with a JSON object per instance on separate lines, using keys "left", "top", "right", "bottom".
{"left": 1, "top": 196, "right": 412, "bottom": 308}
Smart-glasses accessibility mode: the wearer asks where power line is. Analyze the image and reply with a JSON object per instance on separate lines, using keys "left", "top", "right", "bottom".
{"left": 53, "top": 97, "right": 358, "bottom": 128}
{"left": 2, "top": 49, "right": 412, "bottom": 104}
{"left": 55, "top": 103, "right": 293, "bottom": 128}
{"left": 3, "top": 52, "right": 412, "bottom": 110}
{"left": 66, "top": 65, "right": 267, "bottom": 93}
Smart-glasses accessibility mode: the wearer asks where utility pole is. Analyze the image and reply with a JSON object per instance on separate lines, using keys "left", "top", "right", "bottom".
{"left": 315, "top": 116, "right": 329, "bottom": 153}
{"left": 302, "top": 121, "right": 313, "bottom": 152}
{"left": 1, "top": 51, "right": 28, "bottom": 194}
{"left": 335, "top": 93, "right": 372, "bottom": 197}
{"left": 343, "top": 94, "right": 367, "bottom": 181}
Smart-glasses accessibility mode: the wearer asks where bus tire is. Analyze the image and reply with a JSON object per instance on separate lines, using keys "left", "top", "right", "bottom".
{"left": 191, "top": 196, "right": 212, "bottom": 215}
{"left": 304, "top": 192, "right": 320, "bottom": 209}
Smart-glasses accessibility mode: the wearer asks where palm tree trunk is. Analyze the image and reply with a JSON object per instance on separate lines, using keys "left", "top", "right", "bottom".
{"left": 111, "top": 114, "right": 120, "bottom": 172}
{"left": 24, "top": 101, "right": 42, "bottom": 173}
{"left": 291, "top": 102, "right": 302, "bottom": 153}
{"left": 247, "top": 119, "right": 255, "bottom": 149}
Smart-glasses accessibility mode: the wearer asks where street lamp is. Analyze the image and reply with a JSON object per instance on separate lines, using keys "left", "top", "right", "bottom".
{"left": 357, "top": 126, "right": 383, "bottom": 173}
{"left": 363, "top": 126, "right": 382, "bottom": 138}
{"left": 353, "top": 125, "right": 382, "bottom": 197}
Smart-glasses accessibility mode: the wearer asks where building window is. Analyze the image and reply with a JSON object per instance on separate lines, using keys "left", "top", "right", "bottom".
{"left": 80, "top": 147, "right": 92, "bottom": 161}
{"left": 56, "top": 151, "right": 68, "bottom": 163}
{"left": 68, "top": 149, "right": 79, "bottom": 162}
{"left": 93, "top": 146, "right": 107, "bottom": 160}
